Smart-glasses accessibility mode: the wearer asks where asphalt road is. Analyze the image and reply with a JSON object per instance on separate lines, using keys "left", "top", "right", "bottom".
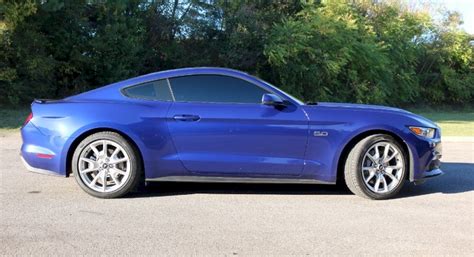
{"left": 1, "top": 132, "right": 473, "bottom": 256}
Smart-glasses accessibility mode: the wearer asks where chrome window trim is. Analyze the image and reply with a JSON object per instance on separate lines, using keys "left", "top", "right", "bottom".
{"left": 120, "top": 73, "right": 299, "bottom": 106}
{"left": 166, "top": 78, "right": 176, "bottom": 101}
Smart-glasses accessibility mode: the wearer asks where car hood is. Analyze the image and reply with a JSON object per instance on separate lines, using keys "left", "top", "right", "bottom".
{"left": 303, "top": 102, "right": 438, "bottom": 129}
{"left": 313, "top": 102, "right": 411, "bottom": 113}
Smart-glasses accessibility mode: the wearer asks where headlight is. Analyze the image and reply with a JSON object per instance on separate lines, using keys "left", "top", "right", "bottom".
{"left": 409, "top": 126, "right": 436, "bottom": 139}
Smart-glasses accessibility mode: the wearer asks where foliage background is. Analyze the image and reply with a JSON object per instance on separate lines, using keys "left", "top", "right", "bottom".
{"left": 1, "top": 0, "right": 473, "bottom": 107}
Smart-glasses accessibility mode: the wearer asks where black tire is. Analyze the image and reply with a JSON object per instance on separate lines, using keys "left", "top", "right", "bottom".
{"left": 72, "top": 131, "right": 142, "bottom": 198}
{"left": 344, "top": 134, "right": 407, "bottom": 200}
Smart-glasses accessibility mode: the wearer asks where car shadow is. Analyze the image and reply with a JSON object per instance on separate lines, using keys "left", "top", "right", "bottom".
{"left": 126, "top": 162, "right": 474, "bottom": 199}
{"left": 129, "top": 181, "right": 351, "bottom": 198}
{"left": 398, "top": 162, "right": 474, "bottom": 199}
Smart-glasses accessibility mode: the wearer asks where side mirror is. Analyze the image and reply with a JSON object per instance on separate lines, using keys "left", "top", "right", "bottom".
{"left": 262, "top": 93, "right": 285, "bottom": 106}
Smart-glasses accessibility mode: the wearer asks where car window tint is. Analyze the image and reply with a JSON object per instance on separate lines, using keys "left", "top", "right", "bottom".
{"left": 169, "top": 75, "right": 269, "bottom": 103}
{"left": 124, "top": 80, "right": 173, "bottom": 101}
{"left": 153, "top": 80, "right": 173, "bottom": 101}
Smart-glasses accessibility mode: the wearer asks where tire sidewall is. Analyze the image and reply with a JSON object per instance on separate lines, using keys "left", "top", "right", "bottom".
{"left": 72, "top": 132, "right": 140, "bottom": 198}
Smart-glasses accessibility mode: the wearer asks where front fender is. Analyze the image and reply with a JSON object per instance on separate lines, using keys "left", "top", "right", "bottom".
{"left": 332, "top": 124, "right": 417, "bottom": 183}
{"left": 303, "top": 120, "right": 417, "bottom": 183}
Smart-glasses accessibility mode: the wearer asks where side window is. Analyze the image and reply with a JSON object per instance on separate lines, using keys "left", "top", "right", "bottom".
{"left": 123, "top": 79, "right": 173, "bottom": 101}
{"left": 169, "top": 75, "right": 269, "bottom": 103}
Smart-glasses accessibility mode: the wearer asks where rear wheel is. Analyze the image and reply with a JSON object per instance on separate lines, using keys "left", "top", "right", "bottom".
{"left": 344, "top": 134, "right": 407, "bottom": 200}
{"left": 72, "top": 131, "right": 141, "bottom": 198}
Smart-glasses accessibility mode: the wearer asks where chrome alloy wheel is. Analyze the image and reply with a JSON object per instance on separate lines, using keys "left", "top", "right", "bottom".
{"left": 78, "top": 140, "right": 131, "bottom": 193}
{"left": 361, "top": 142, "right": 404, "bottom": 194}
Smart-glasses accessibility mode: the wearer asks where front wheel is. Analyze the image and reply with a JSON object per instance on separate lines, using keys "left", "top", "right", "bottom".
{"left": 72, "top": 131, "right": 142, "bottom": 198}
{"left": 344, "top": 134, "right": 407, "bottom": 200}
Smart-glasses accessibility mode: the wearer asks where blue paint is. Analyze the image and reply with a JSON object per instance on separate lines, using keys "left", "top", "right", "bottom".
{"left": 21, "top": 67, "right": 442, "bottom": 183}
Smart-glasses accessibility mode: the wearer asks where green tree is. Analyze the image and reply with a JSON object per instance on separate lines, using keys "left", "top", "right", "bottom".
{"left": 418, "top": 11, "right": 474, "bottom": 104}
{"left": 265, "top": 1, "right": 391, "bottom": 103}
{"left": 0, "top": 0, "right": 472, "bottom": 107}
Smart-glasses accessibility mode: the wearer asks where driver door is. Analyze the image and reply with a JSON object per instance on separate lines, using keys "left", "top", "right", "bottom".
{"left": 166, "top": 74, "right": 309, "bottom": 177}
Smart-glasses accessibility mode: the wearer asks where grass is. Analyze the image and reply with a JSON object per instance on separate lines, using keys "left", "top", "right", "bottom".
{"left": 410, "top": 109, "right": 474, "bottom": 137}
{"left": 0, "top": 106, "right": 472, "bottom": 136}
{"left": 0, "top": 107, "right": 30, "bottom": 132}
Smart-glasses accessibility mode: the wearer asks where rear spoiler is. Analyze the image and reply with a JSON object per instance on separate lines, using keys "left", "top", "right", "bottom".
{"left": 33, "top": 99, "right": 62, "bottom": 104}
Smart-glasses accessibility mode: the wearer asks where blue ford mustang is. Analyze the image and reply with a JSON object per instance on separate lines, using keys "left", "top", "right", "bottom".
{"left": 20, "top": 67, "right": 443, "bottom": 199}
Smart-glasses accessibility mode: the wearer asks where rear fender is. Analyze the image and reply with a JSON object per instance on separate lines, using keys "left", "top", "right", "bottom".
{"left": 59, "top": 123, "right": 147, "bottom": 176}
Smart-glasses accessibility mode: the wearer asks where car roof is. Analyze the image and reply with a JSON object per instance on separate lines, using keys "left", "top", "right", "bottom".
{"left": 120, "top": 67, "right": 255, "bottom": 87}
{"left": 68, "top": 67, "right": 257, "bottom": 101}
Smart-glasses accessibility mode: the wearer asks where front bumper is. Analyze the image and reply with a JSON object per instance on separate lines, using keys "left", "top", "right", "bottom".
{"left": 411, "top": 137, "right": 444, "bottom": 184}
{"left": 414, "top": 168, "right": 444, "bottom": 185}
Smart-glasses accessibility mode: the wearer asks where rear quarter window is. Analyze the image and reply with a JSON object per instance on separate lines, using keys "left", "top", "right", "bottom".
{"left": 123, "top": 79, "right": 173, "bottom": 101}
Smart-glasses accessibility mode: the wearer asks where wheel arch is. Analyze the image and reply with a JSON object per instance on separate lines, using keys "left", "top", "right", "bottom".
{"left": 336, "top": 129, "right": 414, "bottom": 184}
{"left": 64, "top": 127, "right": 145, "bottom": 177}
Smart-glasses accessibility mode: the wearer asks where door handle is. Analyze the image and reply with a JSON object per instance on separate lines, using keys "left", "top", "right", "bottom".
{"left": 173, "top": 114, "right": 200, "bottom": 122}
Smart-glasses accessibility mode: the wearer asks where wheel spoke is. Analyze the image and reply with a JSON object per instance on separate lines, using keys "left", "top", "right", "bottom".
{"left": 385, "top": 149, "right": 399, "bottom": 163}
{"left": 111, "top": 147, "right": 120, "bottom": 159}
{"left": 110, "top": 168, "right": 126, "bottom": 176}
{"left": 80, "top": 167, "right": 98, "bottom": 174}
{"left": 365, "top": 172, "right": 376, "bottom": 183}
{"left": 110, "top": 157, "right": 129, "bottom": 164}
{"left": 80, "top": 157, "right": 95, "bottom": 164}
{"left": 374, "top": 176, "right": 381, "bottom": 192}
{"left": 383, "top": 144, "right": 390, "bottom": 162}
{"left": 90, "top": 145, "right": 100, "bottom": 157}
{"left": 110, "top": 173, "right": 120, "bottom": 185}
{"left": 385, "top": 172, "right": 399, "bottom": 184}
{"left": 89, "top": 172, "right": 101, "bottom": 187}
{"left": 381, "top": 176, "right": 388, "bottom": 192}
{"left": 363, "top": 167, "right": 376, "bottom": 182}
{"left": 102, "top": 171, "right": 107, "bottom": 192}
{"left": 366, "top": 154, "right": 378, "bottom": 164}
{"left": 387, "top": 164, "right": 403, "bottom": 170}
{"left": 374, "top": 146, "right": 380, "bottom": 160}
{"left": 102, "top": 140, "right": 107, "bottom": 157}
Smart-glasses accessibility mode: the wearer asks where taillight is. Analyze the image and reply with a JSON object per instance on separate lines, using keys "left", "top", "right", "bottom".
{"left": 24, "top": 112, "right": 33, "bottom": 126}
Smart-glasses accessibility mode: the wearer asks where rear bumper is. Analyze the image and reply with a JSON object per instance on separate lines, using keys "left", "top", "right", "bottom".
{"left": 20, "top": 155, "right": 62, "bottom": 176}
{"left": 20, "top": 122, "right": 66, "bottom": 176}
